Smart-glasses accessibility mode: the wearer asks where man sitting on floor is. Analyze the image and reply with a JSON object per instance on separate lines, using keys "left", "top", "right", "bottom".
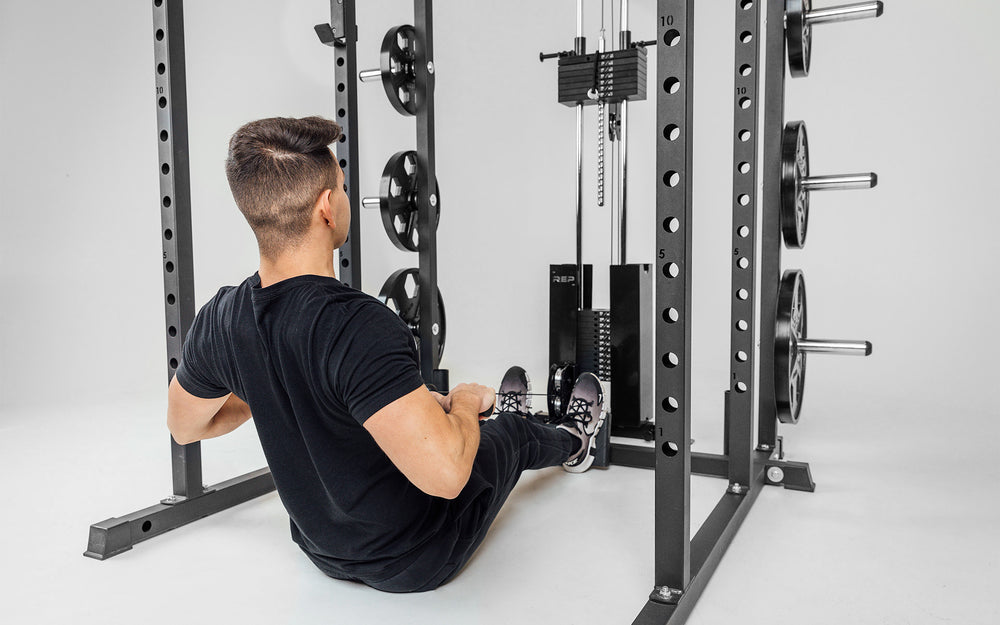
{"left": 166, "top": 116, "right": 607, "bottom": 592}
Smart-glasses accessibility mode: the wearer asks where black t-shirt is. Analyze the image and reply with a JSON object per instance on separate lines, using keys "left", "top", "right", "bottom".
{"left": 175, "top": 273, "right": 450, "bottom": 581}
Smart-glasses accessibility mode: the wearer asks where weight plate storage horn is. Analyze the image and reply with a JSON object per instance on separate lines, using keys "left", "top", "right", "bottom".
{"left": 781, "top": 120, "right": 810, "bottom": 249}
{"left": 379, "top": 25, "right": 418, "bottom": 116}
{"left": 774, "top": 269, "right": 873, "bottom": 424}
{"left": 786, "top": 0, "right": 813, "bottom": 78}
{"left": 781, "top": 120, "right": 878, "bottom": 249}
{"left": 775, "top": 270, "right": 808, "bottom": 425}
{"left": 376, "top": 151, "right": 440, "bottom": 253}
{"left": 378, "top": 268, "right": 446, "bottom": 360}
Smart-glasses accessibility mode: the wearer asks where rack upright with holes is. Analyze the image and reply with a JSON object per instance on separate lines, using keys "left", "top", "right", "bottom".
{"left": 622, "top": 1, "right": 880, "bottom": 623}
{"left": 85, "top": 0, "right": 452, "bottom": 560}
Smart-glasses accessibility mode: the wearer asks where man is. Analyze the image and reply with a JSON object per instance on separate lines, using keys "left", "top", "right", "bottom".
{"left": 167, "top": 116, "right": 607, "bottom": 592}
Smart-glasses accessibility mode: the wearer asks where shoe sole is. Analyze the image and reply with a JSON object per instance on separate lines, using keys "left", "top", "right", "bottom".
{"left": 563, "top": 373, "right": 607, "bottom": 473}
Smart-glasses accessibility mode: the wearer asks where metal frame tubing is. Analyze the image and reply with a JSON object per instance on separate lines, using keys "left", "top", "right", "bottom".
{"left": 646, "top": 0, "right": 695, "bottom": 608}
{"left": 328, "top": 0, "right": 362, "bottom": 290}
{"left": 413, "top": 0, "right": 442, "bottom": 379}
{"left": 85, "top": 0, "right": 277, "bottom": 560}
{"left": 726, "top": 0, "right": 762, "bottom": 489}
{"left": 757, "top": 0, "right": 790, "bottom": 451}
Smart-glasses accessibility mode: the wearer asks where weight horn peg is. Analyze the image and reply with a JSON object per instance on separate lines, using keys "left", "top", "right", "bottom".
{"left": 362, "top": 151, "right": 440, "bottom": 253}
{"left": 378, "top": 268, "right": 446, "bottom": 361}
{"left": 358, "top": 25, "right": 420, "bottom": 116}
{"left": 786, "top": 0, "right": 884, "bottom": 78}
{"left": 782, "top": 120, "right": 877, "bottom": 249}
{"left": 775, "top": 269, "right": 872, "bottom": 425}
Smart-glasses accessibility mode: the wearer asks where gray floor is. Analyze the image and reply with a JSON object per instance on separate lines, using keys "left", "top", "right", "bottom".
{"left": 2, "top": 379, "right": 996, "bottom": 625}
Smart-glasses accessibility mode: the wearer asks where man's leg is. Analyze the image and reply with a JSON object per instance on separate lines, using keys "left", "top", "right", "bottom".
{"left": 370, "top": 369, "right": 605, "bottom": 593}
{"left": 432, "top": 369, "right": 607, "bottom": 587}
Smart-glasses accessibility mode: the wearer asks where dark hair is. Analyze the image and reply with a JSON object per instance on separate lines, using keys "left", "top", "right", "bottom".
{"left": 225, "top": 116, "right": 343, "bottom": 259}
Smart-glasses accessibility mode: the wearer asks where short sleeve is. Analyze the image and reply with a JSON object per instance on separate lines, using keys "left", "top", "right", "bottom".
{"left": 175, "top": 296, "right": 231, "bottom": 399}
{"left": 330, "top": 303, "right": 426, "bottom": 425}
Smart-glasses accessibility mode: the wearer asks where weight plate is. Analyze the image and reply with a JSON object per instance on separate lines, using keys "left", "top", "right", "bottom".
{"left": 546, "top": 362, "right": 576, "bottom": 423}
{"left": 378, "top": 150, "right": 440, "bottom": 253}
{"left": 781, "top": 121, "right": 809, "bottom": 249}
{"left": 378, "top": 268, "right": 446, "bottom": 361}
{"left": 775, "top": 270, "right": 807, "bottom": 424}
{"left": 786, "top": 0, "right": 812, "bottom": 77}
{"left": 379, "top": 25, "right": 418, "bottom": 116}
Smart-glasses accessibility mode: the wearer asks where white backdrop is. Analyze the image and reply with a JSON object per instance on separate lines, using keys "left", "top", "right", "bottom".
{"left": 2, "top": 0, "right": 998, "bottom": 449}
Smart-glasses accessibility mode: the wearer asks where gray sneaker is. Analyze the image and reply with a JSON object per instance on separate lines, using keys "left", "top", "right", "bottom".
{"left": 496, "top": 366, "right": 531, "bottom": 417}
{"left": 558, "top": 372, "right": 607, "bottom": 473}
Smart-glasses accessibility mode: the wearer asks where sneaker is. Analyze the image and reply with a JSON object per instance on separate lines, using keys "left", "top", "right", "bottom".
{"left": 496, "top": 366, "right": 531, "bottom": 418}
{"left": 558, "top": 372, "right": 607, "bottom": 473}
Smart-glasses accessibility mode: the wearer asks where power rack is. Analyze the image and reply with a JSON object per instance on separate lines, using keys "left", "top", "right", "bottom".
{"left": 86, "top": 2, "right": 882, "bottom": 625}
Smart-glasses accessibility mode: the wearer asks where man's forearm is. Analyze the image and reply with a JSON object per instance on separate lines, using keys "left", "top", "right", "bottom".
{"left": 442, "top": 392, "right": 482, "bottom": 495}
{"left": 172, "top": 393, "right": 253, "bottom": 444}
{"left": 199, "top": 393, "right": 253, "bottom": 440}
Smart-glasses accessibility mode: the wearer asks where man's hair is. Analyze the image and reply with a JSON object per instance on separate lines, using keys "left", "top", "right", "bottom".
{"left": 225, "top": 116, "right": 343, "bottom": 259}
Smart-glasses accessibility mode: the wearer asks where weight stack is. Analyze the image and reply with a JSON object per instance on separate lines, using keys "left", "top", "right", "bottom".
{"left": 610, "top": 264, "right": 653, "bottom": 437}
{"left": 558, "top": 47, "right": 648, "bottom": 106}
{"left": 576, "top": 309, "right": 611, "bottom": 381}
{"left": 577, "top": 308, "right": 612, "bottom": 469}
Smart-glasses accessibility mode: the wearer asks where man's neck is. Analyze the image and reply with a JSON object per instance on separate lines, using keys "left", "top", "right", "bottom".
{"left": 258, "top": 247, "right": 336, "bottom": 288}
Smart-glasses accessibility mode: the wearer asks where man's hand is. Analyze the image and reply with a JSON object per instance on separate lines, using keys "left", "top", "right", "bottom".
{"left": 438, "top": 383, "right": 495, "bottom": 418}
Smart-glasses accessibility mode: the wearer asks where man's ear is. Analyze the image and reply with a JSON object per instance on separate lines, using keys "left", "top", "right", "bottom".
{"left": 315, "top": 188, "right": 335, "bottom": 227}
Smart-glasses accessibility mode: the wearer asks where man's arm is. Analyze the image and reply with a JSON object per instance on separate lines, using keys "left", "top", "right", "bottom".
{"left": 167, "top": 376, "right": 253, "bottom": 445}
{"left": 364, "top": 383, "right": 493, "bottom": 500}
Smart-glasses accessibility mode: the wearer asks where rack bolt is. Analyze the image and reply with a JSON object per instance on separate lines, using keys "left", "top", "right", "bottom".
{"left": 429, "top": 193, "right": 438, "bottom": 207}
{"left": 427, "top": 61, "right": 435, "bottom": 74}
{"left": 767, "top": 467, "right": 785, "bottom": 483}
{"left": 432, "top": 323, "right": 440, "bottom": 336}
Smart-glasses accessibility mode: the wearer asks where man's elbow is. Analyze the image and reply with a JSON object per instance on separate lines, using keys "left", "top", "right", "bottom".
{"left": 422, "top": 464, "right": 471, "bottom": 500}
{"left": 167, "top": 414, "right": 200, "bottom": 446}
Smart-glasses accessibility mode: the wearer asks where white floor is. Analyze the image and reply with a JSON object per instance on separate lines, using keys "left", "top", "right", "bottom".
{"left": 2, "top": 381, "right": 997, "bottom": 625}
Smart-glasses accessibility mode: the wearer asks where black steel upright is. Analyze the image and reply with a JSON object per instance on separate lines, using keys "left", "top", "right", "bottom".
{"left": 726, "top": 0, "right": 762, "bottom": 489}
{"left": 84, "top": 0, "right": 276, "bottom": 560}
{"left": 319, "top": 0, "right": 363, "bottom": 290}
{"left": 151, "top": 0, "right": 203, "bottom": 500}
{"left": 757, "top": 0, "right": 789, "bottom": 450}
{"left": 413, "top": 0, "right": 442, "bottom": 381}
{"left": 650, "top": 0, "right": 695, "bottom": 601}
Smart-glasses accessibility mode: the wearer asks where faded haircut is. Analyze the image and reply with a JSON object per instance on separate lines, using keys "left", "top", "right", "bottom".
{"left": 225, "top": 116, "right": 343, "bottom": 259}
